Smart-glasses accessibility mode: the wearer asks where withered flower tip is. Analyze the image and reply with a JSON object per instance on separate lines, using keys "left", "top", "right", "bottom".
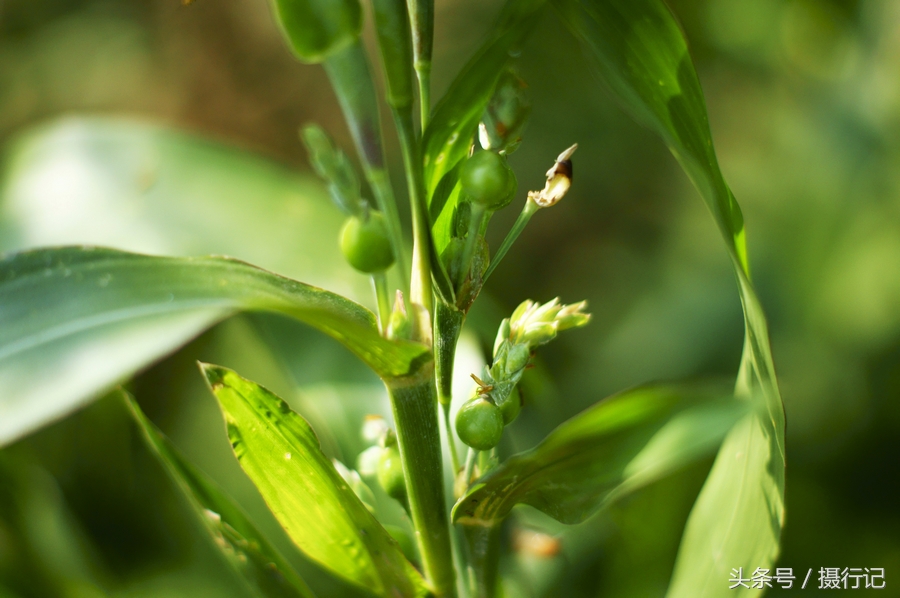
{"left": 528, "top": 143, "right": 578, "bottom": 208}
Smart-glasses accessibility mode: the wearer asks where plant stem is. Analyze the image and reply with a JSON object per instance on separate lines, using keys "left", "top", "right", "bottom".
{"left": 393, "top": 107, "right": 433, "bottom": 322}
{"left": 463, "top": 447, "right": 477, "bottom": 488}
{"left": 324, "top": 42, "right": 409, "bottom": 289}
{"left": 406, "top": 0, "right": 433, "bottom": 128}
{"left": 418, "top": 71, "right": 431, "bottom": 130}
{"left": 463, "top": 525, "right": 500, "bottom": 598}
{"left": 482, "top": 197, "right": 540, "bottom": 283}
{"left": 386, "top": 365, "right": 456, "bottom": 597}
{"left": 458, "top": 203, "right": 487, "bottom": 283}
{"left": 434, "top": 300, "right": 464, "bottom": 472}
{"left": 373, "top": 273, "right": 391, "bottom": 334}
{"left": 444, "top": 404, "right": 461, "bottom": 475}
{"left": 462, "top": 524, "right": 501, "bottom": 598}
{"left": 368, "top": 170, "right": 409, "bottom": 290}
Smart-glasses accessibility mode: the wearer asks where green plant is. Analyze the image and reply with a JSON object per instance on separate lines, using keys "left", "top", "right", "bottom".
{"left": 455, "top": 397, "right": 503, "bottom": 451}
{"left": 340, "top": 211, "right": 395, "bottom": 274}
{"left": 0, "top": 1, "right": 785, "bottom": 597}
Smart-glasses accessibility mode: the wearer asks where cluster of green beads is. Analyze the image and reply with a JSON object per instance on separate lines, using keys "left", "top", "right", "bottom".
{"left": 455, "top": 298, "right": 590, "bottom": 452}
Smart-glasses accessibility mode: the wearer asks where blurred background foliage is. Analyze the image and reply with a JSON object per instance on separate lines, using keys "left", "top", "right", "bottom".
{"left": 0, "top": 0, "right": 898, "bottom": 596}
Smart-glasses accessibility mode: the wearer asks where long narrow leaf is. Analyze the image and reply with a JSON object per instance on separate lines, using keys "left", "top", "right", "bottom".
{"left": 201, "top": 364, "right": 427, "bottom": 598}
{"left": 122, "top": 390, "right": 317, "bottom": 598}
{"left": 453, "top": 384, "right": 747, "bottom": 527}
{"left": 422, "top": 1, "right": 546, "bottom": 256}
{"left": 0, "top": 246, "right": 428, "bottom": 445}
{"left": 552, "top": 1, "right": 785, "bottom": 594}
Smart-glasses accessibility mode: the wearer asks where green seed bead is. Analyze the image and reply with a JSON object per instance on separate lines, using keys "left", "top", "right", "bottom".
{"left": 460, "top": 151, "right": 515, "bottom": 211}
{"left": 500, "top": 165, "right": 518, "bottom": 210}
{"left": 377, "top": 444, "right": 407, "bottom": 501}
{"left": 340, "top": 212, "right": 395, "bottom": 273}
{"left": 455, "top": 397, "right": 504, "bottom": 451}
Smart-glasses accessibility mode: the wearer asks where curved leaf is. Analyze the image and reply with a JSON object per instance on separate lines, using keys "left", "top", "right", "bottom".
{"left": 201, "top": 364, "right": 426, "bottom": 598}
{"left": 0, "top": 246, "right": 429, "bottom": 445}
{"left": 452, "top": 384, "right": 747, "bottom": 527}
{"left": 552, "top": 1, "right": 785, "bottom": 593}
{"left": 123, "top": 391, "right": 317, "bottom": 598}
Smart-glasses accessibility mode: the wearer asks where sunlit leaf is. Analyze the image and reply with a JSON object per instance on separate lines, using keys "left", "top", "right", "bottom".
{"left": 453, "top": 383, "right": 747, "bottom": 527}
{"left": 552, "top": 1, "right": 785, "bottom": 594}
{"left": 201, "top": 364, "right": 427, "bottom": 598}
{"left": 123, "top": 390, "right": 317, "bottom": 598}
{"left": 0, "top": 246, "right": 429, "bottom": 445}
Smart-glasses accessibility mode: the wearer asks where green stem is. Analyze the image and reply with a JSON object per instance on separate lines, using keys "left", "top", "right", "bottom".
{"left": 386, "top": 365, "right": 456, "bottom": 597}
{"left": 418, "top": 70, "right": 431, "bottom": 130}
{"left": 458, "top": 203, "right": 487, "bottom": 284}
{"left": 324, "top": 42, "right": 409, "bottom": 289}
{"left": 393, "top": 107, "right": 433, "bottom": 320}
{"left": 434, "top": 301, "right": 464, "bottom": 472}
{"left": 482, "top": 197, "right": 540, "bottom": 283}
{"left": 406, "top": 0, "right": 434, "bottom": 128}
{"left": 373, "top": 273, "right": 391, "bottom": 334}
{"left": 434, "top": 302, "right": 463, "bottom": 406}
{"left": 463, "top": 447, "right": 477, "bottom": 488}
{"left": 443, "top": 403, "right": 461, "bottom": 475}
{"left": 371, "top": 0, "right": 415, "bottom": 113}
{"left": 368, "top": 170, "right": 409, "bottom": 290}
{"left": 462, "top": 525, "right": 502, "bottom": 598}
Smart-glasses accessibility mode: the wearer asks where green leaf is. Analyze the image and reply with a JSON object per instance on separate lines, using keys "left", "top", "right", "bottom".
{"left": 0, "top": 246, "right": 429, "bottom": 445}
{"left": 452, "top": 383, "right": 748, "bottom": 527}
{"left": 0, "top": 117, "right": 367, "bottom": 301}
{"left": 200, "top": 364, "right": 427, "bottom": 598}
{"left": 122, "top": 390, "right": 317, "bottom": 598}
{"left": 422, "top": 1, "right": 545, "bottom": 255}
{"left": 271, "top": 0, "right": 362, "bottom": 64}
{"left": 552, "top": 1, "right": 785, "bottom": 594}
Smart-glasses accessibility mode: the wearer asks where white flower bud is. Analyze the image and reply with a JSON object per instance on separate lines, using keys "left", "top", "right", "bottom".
{"left": 357, "top": 445, "right": 384, "bottom": 477}
{"left": 522, "top": 321, "right": 558, "bottom": 346}
{"left": 557, "top": 300, "right": 591, "bottom": 330}
{"left": 361, "top": 414, "right": 390, "bottom": 443}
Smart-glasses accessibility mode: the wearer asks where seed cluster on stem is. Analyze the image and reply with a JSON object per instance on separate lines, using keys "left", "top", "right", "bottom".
{"left": 290, "top": 2, "right": 584, "bottom": 596}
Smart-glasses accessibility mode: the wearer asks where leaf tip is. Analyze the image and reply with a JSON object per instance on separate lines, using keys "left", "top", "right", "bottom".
{"left": 198, "top": 361, "right": 226, "bottom": 390}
